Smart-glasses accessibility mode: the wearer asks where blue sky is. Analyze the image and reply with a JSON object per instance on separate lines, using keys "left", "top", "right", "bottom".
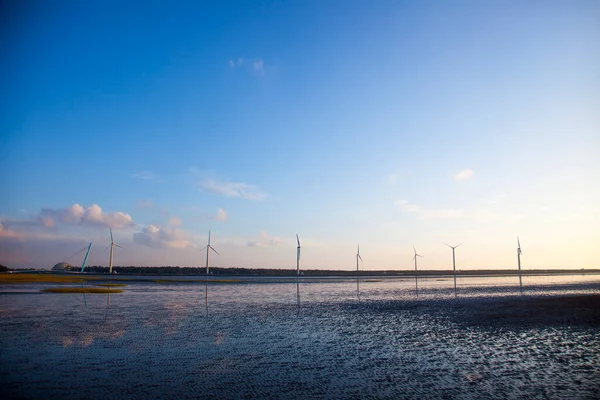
{"left": 1, "top": 0, "right": 599, "bottom": 270}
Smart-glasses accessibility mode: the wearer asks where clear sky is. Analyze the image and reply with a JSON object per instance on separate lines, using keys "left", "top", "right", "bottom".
{"left": 1, "top": 0, "right": 599, "bottom": 270}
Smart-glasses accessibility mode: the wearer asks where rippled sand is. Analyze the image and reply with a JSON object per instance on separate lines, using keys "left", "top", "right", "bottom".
{"left": 1, "top": 276, "right": 599, "bottom": 399}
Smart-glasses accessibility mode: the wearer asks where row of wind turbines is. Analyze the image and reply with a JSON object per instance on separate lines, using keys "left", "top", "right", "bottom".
{"left": 204, "top": 233, "right": 525, "bottom": 278}
{"left": 95, "top": 229, "right": 525, "bottom": 277}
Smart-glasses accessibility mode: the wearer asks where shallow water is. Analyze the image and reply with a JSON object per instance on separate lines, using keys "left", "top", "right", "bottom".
{"left": 1, "top": 275, "right": 599, "bottom": 399}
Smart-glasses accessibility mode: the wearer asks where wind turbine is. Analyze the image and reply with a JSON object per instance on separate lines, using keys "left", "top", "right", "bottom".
{"left": 296, "top": 234, "right": 301, "bottom": 276}
{"left": 444, "top": 242, "right": 462, "bottom": 296}
{"left": 108, "top": 228, "right": 123, "bottom": 274}
{"left": 517, "top": 236, "right": 523, "bottom": 293}
{"left": 356, "top": 245, "right": 363, "bottom": 273}
{"left": 413, "top": 245, "right": 423, "bottom": 296}
{"left": 517, "top": 236, "right": 522, "bottom": 271}
{"left": 413, "top": 245, "right": 423, "bottom": 272}
{"left": 203, "top": 231, "right": 219, "bottom": 276}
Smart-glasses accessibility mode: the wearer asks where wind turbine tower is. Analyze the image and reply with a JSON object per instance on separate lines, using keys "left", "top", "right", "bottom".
{"left": 444, "top": 242, "right": 462, "bottom": 295}
{"left": 203, "top": 231, "right": 219, "bottom": 276}
{"left": 517, "top": 236, "right": 522, "bottom": 271}
{"left": 413, "top": 245, "right": 423, "bottom": 272}
{"left": 356, "top": 245, "right": 363, "bottom": 273}
{"left": 108, "top": 228, "right": 123, "bottom": 274}
{"left": 296, "top": 234, "right": 301, "bottom": 276}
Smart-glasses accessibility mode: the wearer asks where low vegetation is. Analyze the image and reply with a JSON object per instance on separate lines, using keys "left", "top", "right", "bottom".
{"left": 0, "top": 274, "right": 90, "bottom": 284}
{"left": 42, "top": 287, "right": 123, "bottom": 294}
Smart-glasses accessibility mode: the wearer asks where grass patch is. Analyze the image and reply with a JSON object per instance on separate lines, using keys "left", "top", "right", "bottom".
{"left": 42, "top": 287, "right": 123, "bottom": 294}
{"left": 0, "top": 273, "right": 89, "bottom": 284}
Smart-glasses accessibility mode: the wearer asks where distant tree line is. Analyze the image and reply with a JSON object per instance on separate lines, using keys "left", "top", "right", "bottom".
{"left": 64, "top": 265, "right": 598, "bottom": 276}
{"left": 0, "top": 264, "right": 10, "bottom": 272}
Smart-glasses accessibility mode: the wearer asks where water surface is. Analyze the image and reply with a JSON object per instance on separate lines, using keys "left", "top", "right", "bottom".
{"left": 1, "top": 274, "right": 599, "bottom": 399}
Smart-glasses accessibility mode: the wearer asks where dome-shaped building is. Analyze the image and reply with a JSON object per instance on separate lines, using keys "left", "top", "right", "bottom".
{"left": 52, "top": 262, "right": 75, "bottom": 272}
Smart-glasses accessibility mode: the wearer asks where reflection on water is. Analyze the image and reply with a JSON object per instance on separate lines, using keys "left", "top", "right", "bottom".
{"left": 1, "top": 275, "right": 599, "bottom": 399}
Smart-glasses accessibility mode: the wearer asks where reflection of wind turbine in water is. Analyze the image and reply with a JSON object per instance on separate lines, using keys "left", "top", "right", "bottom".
{"left": 202, "top": 231, "right": 219, "bottom": 277}
{"left": 296, "top": 279, "right": 300, "bottom": 316}
{"left": 517, "top": 236, "right": 523, "bottom": 293}
{"left": 79, "top": 243, "right": 92, "bottom": 307}
{"left": 413, "top": 246, "right": 423, "bottom": 296}
{"left": 108, "top": 228, "right": 123, "bottom": 274}
{"left": 205, "top": 279, "right": 209, "bottom": 317}
{"left": 443, "top": 242, "right": 462, "bottom": 297}
{"left": 296, "top": 234, "right": 301, "bottom": 276}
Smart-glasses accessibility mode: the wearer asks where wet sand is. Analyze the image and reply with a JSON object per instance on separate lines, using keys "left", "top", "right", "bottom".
{"left": 450, "top": 294, "right": 600, "bottom": 327}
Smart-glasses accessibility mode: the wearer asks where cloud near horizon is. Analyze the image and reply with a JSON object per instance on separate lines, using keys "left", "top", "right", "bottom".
{"left": 133, "top": 225, "right": 194, "bottom": 249}
{"left": 454, "top": 169, "right": 475, "bottom": 181}
{"left": 38, "top": 204, "right": 135, "bottom": 229}
{"left": 199, "top": 178, "right": 266, "bottom": 200}
{"left": 247, "top": 231, "right": 282, "bottom": 247}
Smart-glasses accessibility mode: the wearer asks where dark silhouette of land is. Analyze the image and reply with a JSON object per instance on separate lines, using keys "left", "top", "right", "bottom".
{"left": 6, "top": 265, "right": 599, "bottom": 276}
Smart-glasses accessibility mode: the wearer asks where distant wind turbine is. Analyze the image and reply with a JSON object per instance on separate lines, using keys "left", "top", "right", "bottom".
{"left": 413, "top": 245, "right": 423, "bottom": 296}
{"left": 413, "top": 245, "right": 423, "bottom": 272}
{"left": 444, "top": 242, "right": 463, "bottom": 296}
{"left": 296, "top": 234, "right": 301, "bottom": 276}
{"left": 517, "top": 236, "right": 523, "bottom": 293}
{"left": 356, "top": 245, "right": 363, "bottom": 273}
{"left": 108, "top": 228, "right": 123, "bottom": 274}
{"left": 517, "top": 236, "right": 522, "bottom": 271}
{"left": 203, "top": 231, "right": 219, "bottom": 276}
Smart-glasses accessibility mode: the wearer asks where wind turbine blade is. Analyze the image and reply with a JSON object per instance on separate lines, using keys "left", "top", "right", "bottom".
{"left": 456, "top": 242, "right": 463, "bottom": 248}
{"left": 114, "top": 244, "right": 124, "bottom": 249}
{"left": 296, "top": 234, "right": 300, "bottom": 247}
{"left": 358, "top": 254, "right": 363, "bottom": 262}
{"left": 517, "top": 236, "right": 520, "bottom": 248}
{"left": 209, "top": 246, "right": 219, "bottom": 255}
{"left": 110, "top": 228, "right": 113, "bottom": 243}
{"left": 208, "top": 230, "right": 211, "bottom": 246}
{"left": 413, "top": 245, "right": 417, "bottom": 254}
{"left": 443, "top": 242, "right": 452, "bottom": 248}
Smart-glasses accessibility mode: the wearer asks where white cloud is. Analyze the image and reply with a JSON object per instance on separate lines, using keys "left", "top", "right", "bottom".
{"left": 229, "top": 57, "right": 265, "bottom": 75}
{"left": 252, "top": 59, "right": 264, "bottom": 74}
{"left": 132, "top": 171, "right": 155, "bottom": 180}
{"left": 38, "top": 203, "right": 135, "bottom": 229}
{"left": 133, "top": 225, "right": 194, "bottom": 249}
{"left": 395, "top": 200, "right": 463, "bottom": 219}
{"left": 212, "top": 208, "right": 228, "bottom": 221}
{"left": 200, "top": 179, "right": 266, "bottom": 200}
{"left": 247, "top": 231, "right": 282, "bottom": 247}
{"left": 454, "top": 169, "right": 475, "bottom": 181}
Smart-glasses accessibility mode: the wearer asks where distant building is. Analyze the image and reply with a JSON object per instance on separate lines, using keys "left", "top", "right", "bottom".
{"left": 52, "top": 262, "right": 75, "bottom": 272}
